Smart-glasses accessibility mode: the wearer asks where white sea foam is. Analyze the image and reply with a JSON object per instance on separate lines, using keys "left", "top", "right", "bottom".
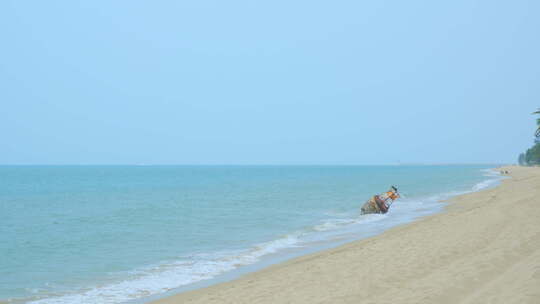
{"left": 471, "top": 169, "right": 503, "bottom": 192}
{"left": 27, "top": 234, "right": 305, "bottom": 304}
{"left": 472, "top": 178, "right": 498, "bottom": 191}
{"left": 313, "top": 219, "right": 355, "bottom": 231}
{"left": 28, "top": 214, "right": 391, "bottom": 304}
{"left": 313, "top": 214, "right": 387, "bottom": 232}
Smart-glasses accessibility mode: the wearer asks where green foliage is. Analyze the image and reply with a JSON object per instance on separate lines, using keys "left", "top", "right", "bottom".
{"left": 520, "top": 109, "right": 540, "bottom": 165}
{"left": 535, "top": 109, "right": 540, "bottom": 138}
{"left": 524, "top": 143, "right": 540, "bottom": 165}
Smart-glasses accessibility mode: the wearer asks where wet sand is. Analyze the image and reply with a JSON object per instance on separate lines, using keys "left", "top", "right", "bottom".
{"left": 152, "top": 166, "right": 540, "bottom": 304}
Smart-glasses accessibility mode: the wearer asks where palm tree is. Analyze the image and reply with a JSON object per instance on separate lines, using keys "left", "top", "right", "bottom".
{"left": 534, "top": 109, "right": 540, "bottom": 137}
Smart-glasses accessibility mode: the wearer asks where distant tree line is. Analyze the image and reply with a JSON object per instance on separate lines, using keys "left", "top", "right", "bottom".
{"left": 519, "top": 109, "right": 540, "bottom": 166}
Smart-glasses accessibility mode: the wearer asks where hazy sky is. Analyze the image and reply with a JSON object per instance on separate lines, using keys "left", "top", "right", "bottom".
{"left": 1, "top": 1, "right": 539, "bottom": 165}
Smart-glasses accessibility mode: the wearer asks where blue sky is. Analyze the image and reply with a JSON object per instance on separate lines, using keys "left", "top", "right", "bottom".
{"left": 1, "top": 0, "right": 539, "bottom": 165}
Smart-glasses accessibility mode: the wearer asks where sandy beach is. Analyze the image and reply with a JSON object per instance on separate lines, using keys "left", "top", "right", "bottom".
{"left": 152, "top": 166, "right": 540, "bottom": 304}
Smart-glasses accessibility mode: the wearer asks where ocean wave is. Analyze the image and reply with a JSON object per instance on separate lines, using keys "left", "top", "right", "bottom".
{"left": 472, "top": 169, "right": 503, "bottom": 191}
{"left": 27, "top": 214, "right": 392, "bottom": 304}
{"left": 472, "top": 178, "right": 498, "bottom": 191}
{"left": 27, "top": 234, "right": 305, "bottom": 304}
{"left": 312, "top": 214, "right": 386, "bottom": 232}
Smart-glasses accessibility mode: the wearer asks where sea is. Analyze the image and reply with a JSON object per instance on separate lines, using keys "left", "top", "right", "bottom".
{"left": 0, "top": 165, "right": 502, "bottom": 304}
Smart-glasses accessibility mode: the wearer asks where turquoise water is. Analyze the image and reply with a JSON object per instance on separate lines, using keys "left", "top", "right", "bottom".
{"left": 0, "top": 165, "right": 500, "bottom": 303}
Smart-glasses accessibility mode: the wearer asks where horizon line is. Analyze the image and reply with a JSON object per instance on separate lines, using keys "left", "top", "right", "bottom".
{"left": 0, "top": 162, "right": 508, "bottom": 166}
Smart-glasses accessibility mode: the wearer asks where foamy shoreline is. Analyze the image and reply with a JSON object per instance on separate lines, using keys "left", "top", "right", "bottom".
{"left": 150, "top": 166, "right": 540, "bottom": 304}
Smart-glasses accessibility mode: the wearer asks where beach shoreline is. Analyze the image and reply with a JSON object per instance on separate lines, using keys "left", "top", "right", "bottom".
{"left": 150, "top": 165, "right": 540, "bottom": 304}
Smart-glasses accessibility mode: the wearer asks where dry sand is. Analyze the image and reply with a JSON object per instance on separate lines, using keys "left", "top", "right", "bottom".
{"left": 152, "top": 166, "right": 540, "bottom": 304}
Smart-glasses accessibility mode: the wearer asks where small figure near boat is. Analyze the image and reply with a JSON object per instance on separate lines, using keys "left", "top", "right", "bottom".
{"left": 361, "top": 186, "right": 400, "bottom": 215}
